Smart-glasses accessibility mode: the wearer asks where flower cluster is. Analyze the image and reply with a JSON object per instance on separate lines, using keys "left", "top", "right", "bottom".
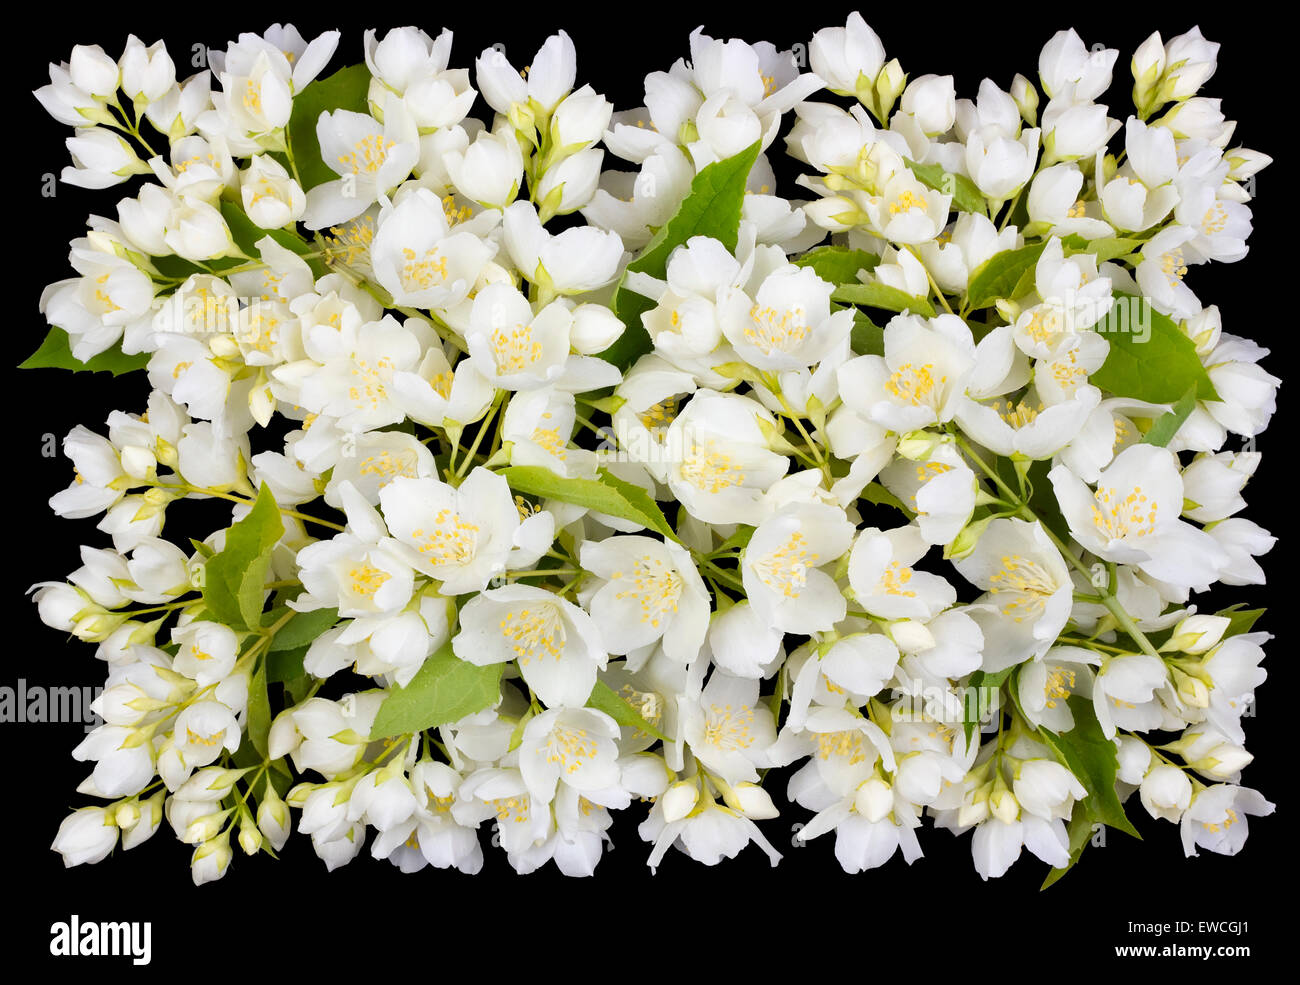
{"left": 32, "top": 18, "right": 1276, "bottom": 886}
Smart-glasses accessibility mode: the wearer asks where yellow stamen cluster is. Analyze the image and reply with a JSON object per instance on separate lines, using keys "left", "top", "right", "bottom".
{"left": 490, "top": 323, "right": 542, "bottom": 374}
{"left": 401, "top": 247, "right": 448, "bottom": 291}
{"left": 996, "top": 399, "right": 1044, "bottom": 429}
{"left": 412, "top": 509, "right": 480, "bottom": 566}
{"left": 1044, "top": 667, "right": 1077, "bottom": 709}
{"left": 325, "top": 217, "right": 376, "bottom": 266}
{"left": 988, "top": 554, "right": 1056, "bottom": 623}
{"left": 358, "top": 450, "right": 417, "bottom": 479}
{"left": 755, "top": 531, "right": 819, "bottom": 599}
{"left": 612, "top": 553, "right": 683, "bottom": 628}
{"left": 814, "top": 729, "right": 867, "bottom": 765}
{"left": 886, "top": 363, "right": 944, "bottom": 407}
{"left": 348, "top": 562, "right": 391, "bottom": 599}
{"left": 680, "top": 439, "right": 744, "bottom": 494}
{"left": 703, "top": 703, "right": 755, "bottom": 751}
{"left": 1161, "top": 248, "right": 1189, "bottom": 285}
{"left": 745, "top": 304, "right": 811, "bottom": 353}
{"left": 544, "top": 723, "right": 598, "bottom": 775}
{"left": 1091, "top": 484, "right": 1159, "bottom": 539}
{"left": 889, "top": 189, "right": 927, "bottom": 215}
{"left": 500, "top": 605, "right": 565, "bottom": 664}
{"left": 878, "top": 560, "right": 917, "bottom": 597}
{"left": 338, "top": 134, "right": 395, "bottom": 175}
{"left": 347, "top": 355, "right": 395, "bottom": 410}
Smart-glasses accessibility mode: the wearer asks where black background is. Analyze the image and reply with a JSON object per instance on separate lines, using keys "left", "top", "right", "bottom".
{"left": 5, "top": 4, "right": 1291, "bottom": 970}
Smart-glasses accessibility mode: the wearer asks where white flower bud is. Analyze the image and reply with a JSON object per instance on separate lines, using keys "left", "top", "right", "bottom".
{"left": 191, "top": 832, "right": 233, "bottom": 885}
{"left": 732, "top": 782, "right": 779, "bottom": 820}
{"left": 900, "top": 74, "right": 956, "bottom": 136}
{"left": 1139, "top": 764, "right": 1192, "bottom": 822}
{"left": 120, "top": 36, "right": 176, "bottom": 103}
{"left": 1010, "top": 73, "right": 1039, "bottom": 126}
{"left": 990, "top": 786, "right": 1020, "bottom": 824}
{"left": 854, "top": 776, "right": 894, "bottom": 823}
{"left": 51, "top": 807, "right": 119, "bottom": 867}
{"left": 550, "top": 84, "right": 613, "bottom": 149}
{"left": 1114, "top": 735, "right": 1153, "bottom": 785}
{"left": 569, "top": 303, "right": 625, "bottom": 354}
{"left": 69, "top": 44, "right": 121, "bottom": 98}
{"left": 888, "top": 619, "right": 936, "bottom": 653}
{"left": 661, "top": 780, "right": 700, "bottom": 823}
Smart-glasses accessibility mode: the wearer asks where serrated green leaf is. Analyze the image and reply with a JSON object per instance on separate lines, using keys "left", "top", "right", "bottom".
{"left": 586, "top": 680, "right": 669, "bottom": 742}
{"left": 500, "top": 466, "right": 680, "bottom": 543}
{"left": 833, "top": 281, "right": 935, "bottom": 318}
{"left": 1037, "top": 694, "right": 1141, "bottom": 839}
{"left": 1091, "top": 295, "right": 1219, "bottom": 403}
{"left": 905, "top": 158, "right": 987, "bottom": 215}
{"left": 20, "top": 326, "right": 151, "bottom": 376}
{"left": 286, "top": 64, "right": 371, "bottom": 191}
{"left": 370, "top": 643, "right": 503, "bottom": 740}
{"left": 1141, "top": 388, "right": 1197, "bottom": 447}
{"left": 201, "top": 484, "right": 284, "bottom": 631}
{"left": 965, "top": 243, "right": 1046, "bottom": 310}
{"left": 792, "top": 246, "right": 880, "bottom": 285}
{"left": 599, "top": 142, "right": 761, "bottom": 368}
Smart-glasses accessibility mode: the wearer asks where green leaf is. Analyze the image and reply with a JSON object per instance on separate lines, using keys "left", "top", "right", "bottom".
{"left": 965, "top": 243, "right": 1046, "bottom": 310}
{"left": 247, "top": 658, "right": 273, "bottom": 759}
{"left": 861, "top": 481, "right": 915, "bottom": 518}
{"left": 792, "top": 246, "right": 880, "bottom": 285}
{"left": 713, "top": 525, "right": 756, "bottom": 554}
{"left": 1090, "top": 295, "right": 1219, "bottom": 403}
{"left": 1037, "top": 695, "right": 1141, "bottom": 839}
{"left": 370, "top": 644, "right": 503, "bottom": 740}
{"left": 1040, "top": 803, "right": 1098, "bottom": 890}
{"left": 1141, "top": 388, "right": 1197, "bottom": 447}
{"left": 850, "top": 310, "right": 885, "bottom": 355}
{"left": 267, "top": 645, "right": 308, "bottom": 684}
{"left": 1215, "top": 605, "right": 1265, "bottom": 638}
{"left": 833, "top": 281, "right": 935, "bottom": 318}
{"left": 1062, "top": 234, "right": 1146, "bottom": 264}
{"left": 992, "top": 457, "right": 1068, "bottom": 543}
{"left": 500, "top": 466, "right": 680, "bottom": 543}
{"left": 218, "top": 200, "right": 324, "bottom": 274}
{"left": 268, "top": 608, "right": 340, "bottom": 652}
{"left": 586, "top": 680, "right": 669, "bottom": 743}
{"left": 963, "top": 668, "right": 1012, "bottom": 743}
{"left": 599, "top": 141, "right": 761, "bottom": 368}
{"left": 905, "top": 158, "right": 987, "bottom": 215}
{"left": 1023, "top": 459, "right": 1069, "bottom": 544}
{"left": 201, "top": 484, "right": 285, "bottom": 631}
{"left": 286, "top": 64, "right": 371, "bottom": 191}
{"left": 20, "top": 326, "right": 150, "bottom": 375}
